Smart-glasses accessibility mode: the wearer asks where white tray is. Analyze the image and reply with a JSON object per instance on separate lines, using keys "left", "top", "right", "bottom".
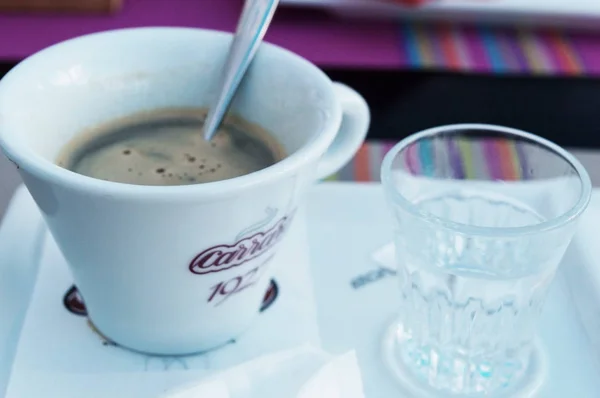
{"left": 1, "top": 183, "right": 599, "bottom": 397}
{"left": 281, "top": 0, "right": 600, "bottom": 31}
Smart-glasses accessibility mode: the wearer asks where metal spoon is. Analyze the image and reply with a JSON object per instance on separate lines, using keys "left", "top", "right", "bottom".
{"left": 203, "top": 0, "right": 280, "bottom": 141}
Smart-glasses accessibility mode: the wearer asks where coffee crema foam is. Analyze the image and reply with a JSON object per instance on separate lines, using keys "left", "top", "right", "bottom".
{"left": 56, "top": 108, "right": 286, "bottom": 186}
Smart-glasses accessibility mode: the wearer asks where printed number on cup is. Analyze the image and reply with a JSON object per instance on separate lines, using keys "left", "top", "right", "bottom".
{"left": 207, "top": 255, "right": 273, "bottom": 306}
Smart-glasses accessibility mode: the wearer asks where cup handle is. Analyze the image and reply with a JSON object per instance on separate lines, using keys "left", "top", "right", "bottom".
{"left": 316, "top": 82, "right": 370, "bottom": 180}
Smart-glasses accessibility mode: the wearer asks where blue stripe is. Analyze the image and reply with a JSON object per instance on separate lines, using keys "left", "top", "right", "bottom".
{"left": 402, "top": 24, "right": 421, "bottom": 67}
{"left": 480, "top": 27, "right": 505, "bottom": 73}
{"left": 418, "top": 139, "right": 435, "bottom": 177}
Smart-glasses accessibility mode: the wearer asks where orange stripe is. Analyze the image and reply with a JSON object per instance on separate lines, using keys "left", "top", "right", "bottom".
{"left": 549, "top": 31, "right": 582, "bottom": 74}
{"left": 518, "top": 30, "right": 549, "bottom": 74}
{"left": 415, "top": 25, "right": 435, "bottom": 66}
{"left": 439, "top": 24, "right": 461, "bottom": 69}
{"left": 496, "top": 140, "right": 518, "bottom": 180}
{"left": 354, "top": 144, "right": 370, "bottom": 182}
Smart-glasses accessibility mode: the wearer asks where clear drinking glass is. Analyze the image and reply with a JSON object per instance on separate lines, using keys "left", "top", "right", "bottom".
{"left": 380, "top": 124, "right": 591, "bottom": 396}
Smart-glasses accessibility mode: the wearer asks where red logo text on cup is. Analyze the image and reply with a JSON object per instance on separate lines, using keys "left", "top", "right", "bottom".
{"left": 189, "top": 215, "right": 292, "bottom": 275}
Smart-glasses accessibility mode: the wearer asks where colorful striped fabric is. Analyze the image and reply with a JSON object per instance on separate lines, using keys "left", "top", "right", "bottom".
{"left": 398, "top": 24, "right": 600, "bottom": 76}
{"left": 327, "top": 139, "right": 524, "bottom": 182}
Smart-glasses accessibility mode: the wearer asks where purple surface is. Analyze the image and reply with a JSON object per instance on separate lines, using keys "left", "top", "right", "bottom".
{"left": 571, "top": 32, "right": 600, "bottom": 75}
{"left": 0, "top": 0, "right": 402, "bottom": 67}
{"left": 462, "top": 27, "right": 490, "bottom": 73}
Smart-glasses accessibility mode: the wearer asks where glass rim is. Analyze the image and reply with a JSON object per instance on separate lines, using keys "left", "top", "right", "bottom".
{"left": 381, "top": 123, "right": 593, "bottom": 237}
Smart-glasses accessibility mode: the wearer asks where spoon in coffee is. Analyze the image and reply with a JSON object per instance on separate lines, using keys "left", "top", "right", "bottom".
{"left": 203, "top": 0, "right": 280, "bottom": 142}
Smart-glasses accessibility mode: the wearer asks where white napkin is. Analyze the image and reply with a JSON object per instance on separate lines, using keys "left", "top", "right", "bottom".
{"left": 371, "top": 243, "right": 395, "bottom": 272}
{"left": 160, "top": 345, "right": 365, "bottom": 398}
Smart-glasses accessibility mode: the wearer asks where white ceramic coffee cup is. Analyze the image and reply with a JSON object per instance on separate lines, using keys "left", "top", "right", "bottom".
{"left": 0, "top": 28, "right": 369, "bottom": 355}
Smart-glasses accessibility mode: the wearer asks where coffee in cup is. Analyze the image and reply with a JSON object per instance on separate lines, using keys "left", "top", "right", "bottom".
{"left": 57, "top": 108, "right": 286, "bottom": 186}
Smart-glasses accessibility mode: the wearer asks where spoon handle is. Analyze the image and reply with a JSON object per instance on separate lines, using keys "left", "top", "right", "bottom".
{"left": 203, "top": 0, "right": 280, "bottom": 141}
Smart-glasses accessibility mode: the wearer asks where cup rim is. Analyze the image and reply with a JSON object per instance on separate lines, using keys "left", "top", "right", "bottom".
{"left": 381, "top": 123, "right": 593, "bottom": 237}
{"left": 0, "top": 27, "right": 342, "bottom": 201}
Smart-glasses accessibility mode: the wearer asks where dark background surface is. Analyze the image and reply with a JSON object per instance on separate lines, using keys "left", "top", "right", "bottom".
{"left": 2, "top": 62, "right": 600, "bottom": 148}
{"left": 325, "top": 69, "right": 600, "bottom": 149}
